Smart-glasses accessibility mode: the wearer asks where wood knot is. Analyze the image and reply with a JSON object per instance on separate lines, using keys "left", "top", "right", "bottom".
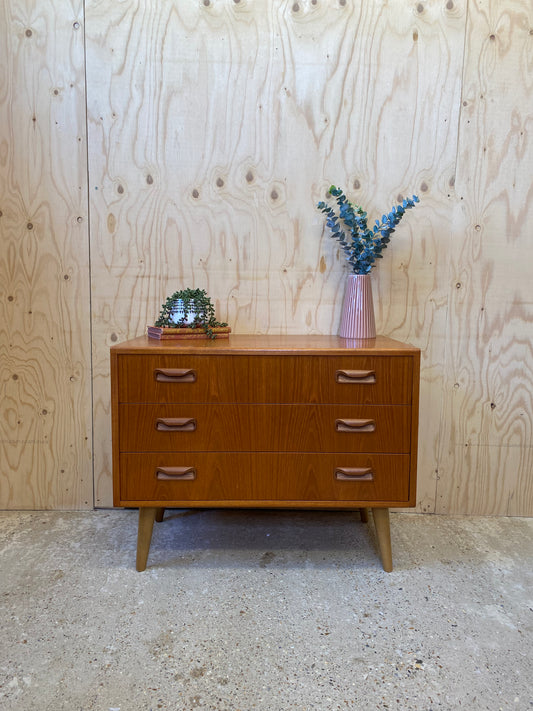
{"left": 25, "top": 29, "right": 33, "bottom": 37}
{"left": 246, "top": 171, "right": 254, "bottom": 183}
{"left": 146, "top": 174, "right": 153, "bottom": 185}
{"left": 192, "top": 189, "right": 200, "bottom": 199}
{"left": 216, "top": 177, "right": 224, "bottom": 188}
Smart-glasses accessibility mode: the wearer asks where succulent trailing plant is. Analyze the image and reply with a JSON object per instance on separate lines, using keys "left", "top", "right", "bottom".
{"left": 155, "top": 287, "right": 227, "bottom": 339}
{"left": 317, "top": 185, "right": 419, "bottom": 275}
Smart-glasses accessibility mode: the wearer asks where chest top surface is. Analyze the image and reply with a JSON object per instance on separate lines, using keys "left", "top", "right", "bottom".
{"left": 111, "top": 334, "right": 420, "bottom": 356}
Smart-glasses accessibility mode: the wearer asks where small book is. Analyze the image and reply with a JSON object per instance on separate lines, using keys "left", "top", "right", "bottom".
{"left": 147, "top": 325, "right": 231, "bottom": 340}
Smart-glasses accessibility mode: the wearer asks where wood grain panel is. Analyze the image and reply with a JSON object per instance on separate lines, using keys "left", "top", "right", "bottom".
{"left": 118, "top": 403, "right": 411, "bottom": 453}
{"left": 436, "top": 0, "right": 533, "bottom": 514}
{"left": 87, "top": 0, "right": 467, "bottom": 508}
{"left": 0, "top": 1, "right": 92, "bottom": 508}
{"left": 368, "top": 0, "right": 468, "bottom": 513}
{"left": 1, "top": 1, "right": 529, "bottom": 515}
{"left": 438, "top": 444, "right": 533, "bottom": 517}
{"left": 117, "top": 352, "right": 413, "bottom": 405}
{"left": 119, "top": 452, "right": 411, "bottom": 506}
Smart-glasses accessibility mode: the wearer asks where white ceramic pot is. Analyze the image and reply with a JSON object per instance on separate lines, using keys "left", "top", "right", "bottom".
{"left": 169, "top": 300, "right": 200, "bottom": 326}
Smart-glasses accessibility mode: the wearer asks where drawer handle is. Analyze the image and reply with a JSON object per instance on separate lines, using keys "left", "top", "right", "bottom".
{"left": 155, "top": 418, "right": 197, "bottom": 432}
{"left": 156, "top": 466, "right": 196, "bottom": 481}
{"left": 335, "top": 467, "right": 374, "bottom": 482}
{"left": 154, "top": 368, "right": 197, "bottom": 383}
{"left": 335, "top": 418, "right": 376, "bottom": 433}
{"left": 336, "top": 369, "right": 376, "bottom": 384}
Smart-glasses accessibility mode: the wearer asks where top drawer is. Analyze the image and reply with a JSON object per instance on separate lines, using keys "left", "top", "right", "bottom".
{"left": 117, "top": 354, "right": 413, "bottom": 405}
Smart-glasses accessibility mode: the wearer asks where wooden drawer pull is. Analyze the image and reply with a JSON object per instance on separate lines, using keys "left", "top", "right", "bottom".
{"left": 155, "top": 417, "right": 196, "bottom": 432}
{"left": 154, "top": 368, "right": 196, "bottom": 383}
{"left": 335, "top": 467, "right": 374, "bottom": 481}
{"left": 336, "top": 369, "right": 376, "bottom": 384}
{"left": 335, "top": 418, "right": 376, "bottom": 433}
{"left": 155, "top": 466, "right": 196, "bottom": 481}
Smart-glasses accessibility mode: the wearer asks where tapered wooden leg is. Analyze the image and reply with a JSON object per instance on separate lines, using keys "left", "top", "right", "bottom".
{"left": 136, "top": 507, "right": 157, "bottom": 572}
{"left": 372, "top": 508, "right": 393, "bottom": 572}
{"left": 359, "top": 507, "right": 369, "bottom": 523}
{"left": 155, "top": 507, "right": 165, "bottom": 523}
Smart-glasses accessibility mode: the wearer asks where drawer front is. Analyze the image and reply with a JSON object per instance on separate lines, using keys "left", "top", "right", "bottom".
{"left": 117, "top": 354, "right": 413, "bottom": 405}
{"left": 119, "top": 453, "right": 411, "bottom": 504}
{"left": 119, "top": 404, "right": 411, "bottom": 453}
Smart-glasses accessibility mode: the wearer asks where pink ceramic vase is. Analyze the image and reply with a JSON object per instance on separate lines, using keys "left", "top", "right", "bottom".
{"left": 339, "top": 273, "right": 376, "bottom": 339}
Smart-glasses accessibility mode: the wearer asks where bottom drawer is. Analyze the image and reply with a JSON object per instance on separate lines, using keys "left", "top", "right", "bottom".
{"left": 118, "top": 453, "right": 411, "bottom": 506}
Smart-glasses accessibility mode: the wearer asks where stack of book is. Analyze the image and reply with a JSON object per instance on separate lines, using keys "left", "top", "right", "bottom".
{"left": 147, "top": 325, "right": 231, "bottom": 340}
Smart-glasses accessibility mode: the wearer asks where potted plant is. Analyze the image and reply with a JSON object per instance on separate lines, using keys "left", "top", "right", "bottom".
{"left": 317, "top": 186, "right": 419, "bottom": 338}
{"left": 155, "top": 288, "right": 228, "bottom": 339}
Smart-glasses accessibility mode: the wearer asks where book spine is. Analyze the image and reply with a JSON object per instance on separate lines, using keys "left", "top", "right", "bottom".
{"left": 148, "top": 333, "right": 230, "bottom": 340}
{"left": 147, "top": 326, "right": 231, "bottom": 335}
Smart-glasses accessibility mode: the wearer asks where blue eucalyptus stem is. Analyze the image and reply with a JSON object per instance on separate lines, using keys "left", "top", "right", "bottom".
{"left": 317, "top": 185, "right": 419, "bottom": 275}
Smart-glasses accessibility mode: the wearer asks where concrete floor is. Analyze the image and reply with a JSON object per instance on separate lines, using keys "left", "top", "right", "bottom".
{"left": 0, "top": 510, "right": 532, "bottom": 711}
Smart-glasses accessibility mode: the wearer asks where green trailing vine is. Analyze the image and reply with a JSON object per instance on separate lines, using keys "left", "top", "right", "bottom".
{"left": 155, "top": 288, "right": 227, "bottom": 339}
{"left": 317, "top": 186, "right": 419, "bottom": 275}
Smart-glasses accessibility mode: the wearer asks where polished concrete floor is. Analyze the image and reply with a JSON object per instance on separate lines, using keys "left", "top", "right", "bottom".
{"left": 0, "top": 509, "right": 532, "bottom": 711}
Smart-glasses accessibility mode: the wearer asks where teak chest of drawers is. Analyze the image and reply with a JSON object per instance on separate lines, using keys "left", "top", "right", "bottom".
{"left": 111, "top": 334, "right": 420, "bottom": 572}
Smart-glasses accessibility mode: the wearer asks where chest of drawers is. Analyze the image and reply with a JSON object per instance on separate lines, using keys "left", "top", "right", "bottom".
{"left": 111, "top": 334, "right": 420, "bottom": 572}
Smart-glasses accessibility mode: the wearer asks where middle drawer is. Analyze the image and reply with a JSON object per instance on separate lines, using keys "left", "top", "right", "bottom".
{"left": 119, "top": 404, "right": 411, "bottom": 453}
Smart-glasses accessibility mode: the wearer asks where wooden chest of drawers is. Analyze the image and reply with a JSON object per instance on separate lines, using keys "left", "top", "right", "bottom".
{"left": 111, "top": 334, "right": 420, "bottom": 572}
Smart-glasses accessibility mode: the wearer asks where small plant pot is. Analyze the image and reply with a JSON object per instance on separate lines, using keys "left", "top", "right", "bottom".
{"left": 169, "top": 300, "right": 202, "bottom": 326}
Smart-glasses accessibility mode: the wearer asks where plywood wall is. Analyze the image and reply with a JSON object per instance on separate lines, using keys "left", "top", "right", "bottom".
{"left": 437, "top": 0, "right": 533, "bottom": 515}
{"left": 0, "top": 0, "right": 93, "bottom": 508}
{"left": 1, "top": 0, "right": 531, "bottom": 515}
{"left": 85, "top": 0, "right": 467, "bottom": 508}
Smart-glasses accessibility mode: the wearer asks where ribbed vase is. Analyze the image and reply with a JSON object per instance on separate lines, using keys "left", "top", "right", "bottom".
{"left": 339, "top": 274, "right": 376, "bottom": 339}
